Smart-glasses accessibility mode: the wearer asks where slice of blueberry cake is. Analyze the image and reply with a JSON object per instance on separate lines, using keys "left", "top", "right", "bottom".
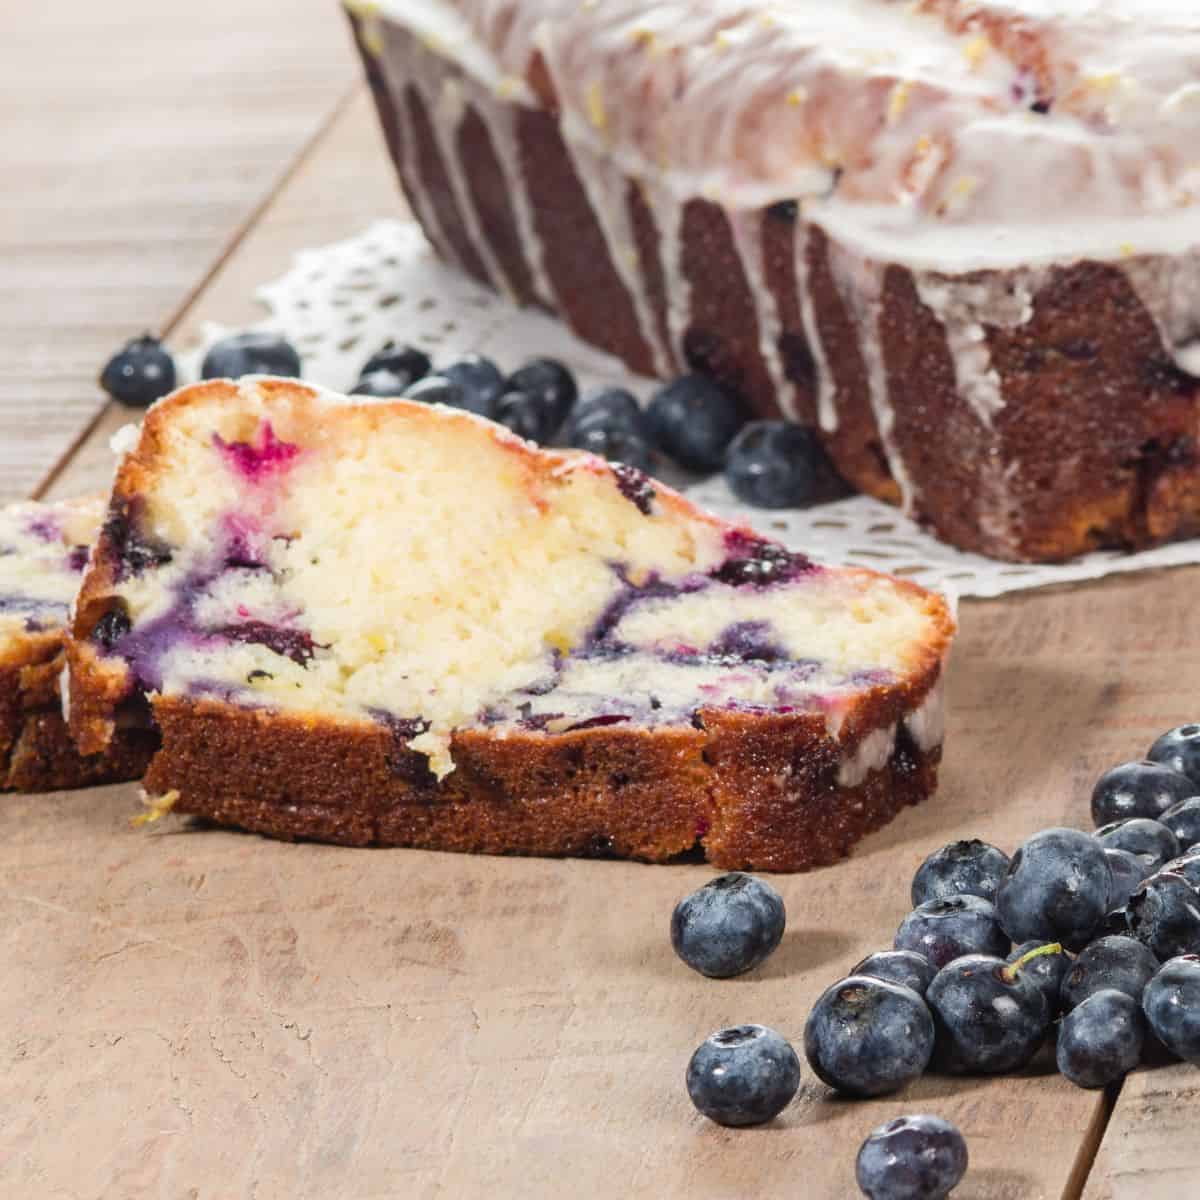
{"left": 68, "top": 378, "right": 954, "bottom": 870}
{"left": 1, "top": 497, "right": 154, "bottom": 791}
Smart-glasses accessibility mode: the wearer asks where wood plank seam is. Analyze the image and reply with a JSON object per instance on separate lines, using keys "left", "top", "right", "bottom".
{"left": 30, "top": 81, "right": 366, "bottom": 505}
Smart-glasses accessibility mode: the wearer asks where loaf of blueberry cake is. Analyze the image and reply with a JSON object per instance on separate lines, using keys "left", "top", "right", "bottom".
{"left": 348, "top": 0, "right": 1200, "bottom": 562}
{"left": 67, "top": 378, "right": 954, "bottom": 870}
{"left": 0, "top": 498, "right": 154, "bottom": 792}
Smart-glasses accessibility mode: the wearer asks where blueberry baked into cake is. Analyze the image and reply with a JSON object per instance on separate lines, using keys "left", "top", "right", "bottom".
{"left": 67, "top": 378, "right": 953, "bottom": 870}
{"left": 347, "top": 0, "right": 1200, "bottom": 562}
{"left": 0, "top": 498, "right": 154, "bottom": 791}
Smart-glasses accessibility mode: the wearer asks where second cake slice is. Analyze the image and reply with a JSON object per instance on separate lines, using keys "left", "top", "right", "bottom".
{"left": 67, "top": 378, "right": 953, "bottom": 870}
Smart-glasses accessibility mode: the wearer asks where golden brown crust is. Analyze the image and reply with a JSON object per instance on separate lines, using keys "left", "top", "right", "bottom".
{"left": 1, "top": 639, "right": 153, "bottom": 794}
{"left": 140, "top": 645, "right": 943, "bottom": 871}
{"left": 356, "top": 15, "right": 1200, "bottom": 564}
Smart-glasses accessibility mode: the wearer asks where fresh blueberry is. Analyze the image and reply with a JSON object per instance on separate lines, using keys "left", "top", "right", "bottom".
{"left": 1057, "top": 989, "right": 1145, "bottom": 1089}
{"left": 99, "top": 333, "right": 176, "bottom": 407}
{"left": 894, "top": 895, "right": 1009, "bottom": 970}
{"left": 855, "top": 1114, "right": 968, "bottom": 1200}
{"left": 438, "top": 354, "right": 505, "bottom": 417}
{"left": 200, "top": 331, "right": 301, "bottom": 380}
{"left": 670, "top": 872, "right": 785, "bottom": 978}
{"left": 404, "top": 374, "right": 465, "bottom": 407}
{"left": 1095, "top": 818, "right": 1179, "bottom": 872}
{"left": 1158, "top": 850, "right": 1200, "bottom": 888}
{"left": 1142, "top": 955, "right": 1200, "bottom": 1063}
{"left": 505, "top": 357, "right": 577, "bottom": 435}
{"left": 725, "top": 422, "right": 842, "bottom": 509}
{"left": 1148, "top": 724, "right": 1200, "bottom": 787}
{"left": 850, "top": 950, "right": 937, "bottom": 998}
{"left": 91, "top": 607, "right": 132, "bottom": 650}
{"left": 911, "top": 839, "right": 1011, "bottom": 907}
{"left": 1160, "top": 798, "right": 1200, "bottom": 853}
{"left": 1091, "top": 760, "right": 1194, "bottom": 826}
{"left": 495, "top": 389, "right": 556, "bottom": 443}
{"left": 1127, "top": 870, "right": 1200, "bottom": 960}
{"left": 685, "top": 1025, "right": 801, "bottom": 1126}
{"left": 575, "top": 426, "right": 655, "bottom": 474}
{"left": 351, "top": 367, "right": 411, "bottom": 397}
{"left": 644, "top": 374, "right": 744, "bottom": 472}
{"left": 1059, "top": 935, "right": 1159, "bottom": 1011}
{"left": 926, "top": 952, "right": 1050, "bottom": 1074}
{"left": 1106, "top": 847, "right": 1152, "bottom": 912}
{"left": 359, "top": 341, "right": 430, "bottom": 390}
{"left": 995, "top": 827, "right": 1112, "bottom": 949}
{"left": 563, "top": 387, "right": 648, "bottom": 444}
{"left": 803, "top": 975, "right": 934, "bottom": 1097}
{"left": 1006, "top": 941, "right": 1071, "bottom": 1015}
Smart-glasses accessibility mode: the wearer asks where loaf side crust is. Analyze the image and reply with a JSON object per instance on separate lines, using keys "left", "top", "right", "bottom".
{"left": 355, "top": 13, "right": 1200, "bottom": 563}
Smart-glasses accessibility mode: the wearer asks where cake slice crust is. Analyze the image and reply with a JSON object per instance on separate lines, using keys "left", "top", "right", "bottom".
{"left": 69, "top": 378, "right": 953, "bottom": 870}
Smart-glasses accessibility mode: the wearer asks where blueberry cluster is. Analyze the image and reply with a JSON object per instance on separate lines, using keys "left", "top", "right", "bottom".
{"left": 100, "top": 332, "right": 847, "bottom": 511}
{"left": 805, "top": 724, "right": 1200, "bottom": 1116}
{"left": 671, "top": 872, "right": 968, "bottom": 1197}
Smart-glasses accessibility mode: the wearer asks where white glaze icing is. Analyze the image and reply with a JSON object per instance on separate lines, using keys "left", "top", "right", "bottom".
{"left": 794, "top": 221, "right": 838, "bottom": 433}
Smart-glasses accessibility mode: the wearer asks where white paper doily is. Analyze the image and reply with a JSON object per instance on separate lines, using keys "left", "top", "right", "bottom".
{"left": 185, "top": 219, "right": 1200, "bottom": 601}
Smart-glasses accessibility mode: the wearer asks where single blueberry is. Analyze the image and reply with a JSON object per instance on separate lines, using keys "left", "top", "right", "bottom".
{"left": 849, "top": 950, "right": 937, "bottom": 997}
{"left": 725, "top": 421, "right": 843, "bottom": 509}
{"left": 563, "top": 387, "right": 648, "bottom": 444}
{"left": 1057, "top": 989, "right": 1145, "bottom": 1089}
{"left": 1143, "top": 955, "right": 1200, "bottom": 1062}
{"left": 359, "top": 342, "right": 430, "bottom": 390}
{"left": 894, "top": 894, "right": 1009, "bottom": 970}
{"left": 911, "top": 839, "right": 1011, "bottom": 907}
{"left": 1095, "top": 818, "right": 1179, "bottom": 872}
{"left": 99, "top": 333, "right": 176, "bottom": 408}
{"left": 1106, "top": 847, "right": 1153, "bottom": 912}
{"left": 438, "top": 354, "right": 505, "bottom": 417}
{"left": 1059, "top": 935, "right": 1159, "bottom": 1011}
{"left": 351, "top": 367, "right": 411, "bottom": 397}
{"left": 495, "top": 389, "right": 556, "bottom": 443}
{"left": 1092, "top": 760, "right": 1194, "bottom": 826}
{"left": 926, "top": 953, "right": 1050, "bottom": 1074}
{"left": 575, "top": 426, "right": 655, "bottom": 475}
{"left": 505, "top": 357, "right": 577, "bottom": 435}
{"left": 1147, "top": 724, "right": 1200, "bottom": 787}
{"left": 1127, "top": 870, "right": 1200, "bottom": 960}
{"left": 1160, "top": 798, "right": 1200, "bottom": 853}
{"left": 404, "top": 374, "right": 465, "bottom": 407}
{"left": 670, "top": 872, "right": 785, "bottom": 978}
{"left": 855, "top": 1114, "right": 968, "bottom": 1200}
{"left": 803, "top": 975, "right": 934, "bottom": 1097}
{"left": 685, "top": 1024, "right": 801, "bottom": 1126}
{"left": 91, "top": 607, "right": 132, "bottom": 650}
{"left": 995, "top": 827, "right": 1112, "bottom": 949}
{"left": 644, "top": 374, "right": 744, "bottom": 472}
{"left": 1006, "top": 941, "right": 1071, "bottom": 1015}
{"left": 200, "top": 331, "right": 301, "bottom": 380}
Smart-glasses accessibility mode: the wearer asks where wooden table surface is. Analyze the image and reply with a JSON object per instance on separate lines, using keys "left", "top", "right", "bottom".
{"left": 2, "top": 7, "right": 1194, "bottom": 1198}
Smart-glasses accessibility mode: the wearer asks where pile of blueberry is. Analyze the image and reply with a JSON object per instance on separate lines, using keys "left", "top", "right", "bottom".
{"left": 98, "top": 333, "right": 845, "bottom": 511}
{"left": 670, "top": 723, "right": 1200, "bottom": 1198}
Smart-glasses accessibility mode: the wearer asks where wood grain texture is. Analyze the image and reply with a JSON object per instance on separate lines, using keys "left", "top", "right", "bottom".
{"left": 0, "top": 0, "right": 357, "bottom": 505}
{"left": 10, "top": 62, "right": 1200, "bottom": 1200}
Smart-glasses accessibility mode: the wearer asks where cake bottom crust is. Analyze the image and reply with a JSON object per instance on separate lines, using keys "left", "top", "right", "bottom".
{"left": 144, "top": 695, "right": 941, "bottom": 872}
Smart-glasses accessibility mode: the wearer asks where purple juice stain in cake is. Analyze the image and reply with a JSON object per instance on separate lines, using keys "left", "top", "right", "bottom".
{"left": 708, "top": 620, "right": 788, "bottom": 664}
{"left": 66, "top": 544, "right": 90, "bottom": 573}
{"left": 712, "top": 532, "right": 812, "bottom": 588}
{"left": 217, "top": 620, "right": 320, "bottom": 667}
{"left": 583, "top": 566, "right": 708, "bottom": 651}
{"left": 22, "top": 512, "right": 61, "bottom": 543}
{"left": 563, "top": 714, "right": 631, "bottom": 732}
{"left": 214, "top": 422, "right": 302, "bottom": 484}
{"left": 611, "top": 464, "right": 656, "bottom": 515}
{"left": 102, "top": 497, "right": 173, "bottom": 581}
{"left": 371, "top": 711, "right": 437, "bottom": 787}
